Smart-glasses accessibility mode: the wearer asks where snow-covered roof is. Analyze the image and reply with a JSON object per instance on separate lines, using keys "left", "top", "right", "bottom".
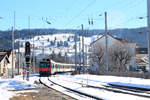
{"left": 90, "top": 33, "right": 136, "bottom": 46}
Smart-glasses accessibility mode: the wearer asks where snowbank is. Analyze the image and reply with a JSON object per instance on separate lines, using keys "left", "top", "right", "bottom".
{"left": 0, "top": 74, "right": 39, "bottom": 100}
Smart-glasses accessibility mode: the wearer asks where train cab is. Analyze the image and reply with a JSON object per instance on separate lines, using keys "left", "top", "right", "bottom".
{"left": 39, "top": 61, "right": 51, "bottom": 76}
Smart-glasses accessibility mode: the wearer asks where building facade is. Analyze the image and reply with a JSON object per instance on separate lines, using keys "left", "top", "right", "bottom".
{"left": 90, "top": 34, "right": 136, "bottom": 71}
{"left": 0, "top": 50, "right": 16, "bottom": 77}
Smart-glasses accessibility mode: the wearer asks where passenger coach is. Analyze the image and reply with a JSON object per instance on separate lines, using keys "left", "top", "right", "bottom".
{"left": 39, "top": 59, "right": 75, "bottom": 76}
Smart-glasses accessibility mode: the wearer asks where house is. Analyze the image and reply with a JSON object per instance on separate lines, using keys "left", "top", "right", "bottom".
{"left": 136, "top": 47, "right": 148, "bottom": 54}
{"left": 90, "top": 34, "right": 136, "bottom": 53}
{"left": 134, "top": 46, "right": 149, "bottom": 72}
{"left": 0, "top": 50, "right": 16, "bottom": 77}
{"left": 90, "top": 34, "right": 137, "bottom": 71}
{"left": 0, "top": 52, "right": 9, "bottom": 76}
{"left": 134, "top": 54, "right": 148, "bottom": 72}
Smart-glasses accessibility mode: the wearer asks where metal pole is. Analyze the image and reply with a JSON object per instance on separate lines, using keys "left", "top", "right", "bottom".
{"left": 79, "top": 38, "right": 81, "bottom": 67}
{"left": 85, "top": 44, "right": 88, "bottom": 67}
{"left": 26, "top": 63, "right": 29, "bottom": 81}
{"left": 147, "top": 0, "right": 150, "bottom": 72}
{"left": 33, "top": 37, "right": 35, "bottom": 73}
{"left": 82, "top": 24, "right": 85, "bottom": 69}
{"left": 18, "top": 31, "right": 20, "bottom": 75}
{"left": 65, "top": 52, "right": 67, "bottom": 63}
{"left": 42, "top": 42, "right": 44, "bottom": 55}
{"left": 28, "top": 16, "right": 31, "bottom": 40}
{"left": 105, "top": 12, "right": 109, "bottom": 71}
{"left": 11, "top": 11, "right": 15, "bottom": 78}
{"left": 75, "top": 33, "right": 77, "bottom": 71}
{"left": 23, "top": 63, "right": 25, "bottom": 80}
{"left": 32, "top": 31, "right": 35, "bottom": 73}
{"left": 12, "top": 27, "right": 14, "bottom": 78}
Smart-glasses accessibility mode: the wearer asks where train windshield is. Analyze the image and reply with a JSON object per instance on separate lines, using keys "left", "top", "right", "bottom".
{"left": 40, "top": 62, "right": 50, "bottom": 67}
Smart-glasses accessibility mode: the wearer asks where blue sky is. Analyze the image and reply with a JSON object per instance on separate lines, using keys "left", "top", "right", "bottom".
{"left": 0, "top": 0, "right": 147, "bottom": 30}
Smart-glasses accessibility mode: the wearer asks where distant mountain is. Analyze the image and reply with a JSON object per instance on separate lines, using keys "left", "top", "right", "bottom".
{"left": 109, "top": 27, "right": 147, "bottom": 47}
{"left": 0, "top": 27, "right": 148, "bottom": 49}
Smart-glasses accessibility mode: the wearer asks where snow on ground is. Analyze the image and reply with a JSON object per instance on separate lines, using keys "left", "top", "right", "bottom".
{"left": 74, "top": 74, "right": 150, "bottom": 89}
{"left": 15, "top": 33, "right": 100, "bottom": 60}
{"left": 0, "top": 74, "right": 39, "bottom": 100}
{"left": 41, "top": 77, "right": 92, "bottom": 100}
{"left": 1, "top": 73, "right": 150, "bottom": 100}
{"left": 48, "top": 74, "right": 150, "bottom": 100}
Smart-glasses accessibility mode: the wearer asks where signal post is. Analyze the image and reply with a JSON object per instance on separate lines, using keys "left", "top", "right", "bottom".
{"left": 25, "top": 41, "right": 31, "bottom": 81}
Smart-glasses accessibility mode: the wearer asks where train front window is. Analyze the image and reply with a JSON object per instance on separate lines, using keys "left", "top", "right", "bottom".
{"left": 46, "top": 63, "right": 50, "bottom": 67}
{"left": 40, "top": 62, "right": 50, "bottom": 67}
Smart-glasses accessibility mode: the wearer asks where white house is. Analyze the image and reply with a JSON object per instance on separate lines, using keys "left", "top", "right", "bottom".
{"left": 0, "top": 50, "right": 16, "bottom": 77}
{"left": 90, "top": 34, "right": 137, "bottom": 71}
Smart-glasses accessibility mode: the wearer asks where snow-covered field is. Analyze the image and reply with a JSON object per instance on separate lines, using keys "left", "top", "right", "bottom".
{"left": 0, "top": 74, "right": 39, "bottom": 100}
{"left": 15, "top": 33, "right": 100, "bottom": 60}
{"left": 1, "top": 74, "right": 150, "bottom": 100}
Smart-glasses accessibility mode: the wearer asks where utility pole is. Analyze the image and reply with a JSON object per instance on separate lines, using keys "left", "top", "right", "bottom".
{"left": 42, "top": 42, "right": 44, "bottom": 55}
{"left": 85, "top": 44, "right": 88, "bottom": 67}
{"left": 12, "top": 11, "right": 15, "bottom": 78}
{"left": 28, "top": 16, "right": 31, "bottom": 40}
{"left": 28, "top": 16, "right": 36, "bottom": 74}
{"left": 82, "top": 24, "right": 85, "bottom": 69}
{"left": 12, "top": 26, "right": 14, "bottom": 78}
{"left": 75, "top": 33, "right": 77, "bottom": 71}
{"left": 105, "top": 12, "right": 109, "bottom": 71}
{"left": 33, "top": 36, "right": 35, "bottom": 73}
{"left": 65, "top": 52, "right": 67, "bottom": 63}
{"left": 79, "top": 38, "right": 81, "bottom": 67}
{"left": 18, "top": 31, "right": 20, "bottom": 75}
{"left": 32, "top": 23, "right": 35, "bottom": 73}
{"left": 147, "top": 0, "right": 150, "bottom": 72}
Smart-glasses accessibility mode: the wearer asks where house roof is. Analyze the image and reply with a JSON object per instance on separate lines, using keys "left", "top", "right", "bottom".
{"left": 0, "top": 49, "right": 11, "bottom": 57}
{"left": 114, "top": 37, "right": 130, "bottom": 43}
{"left": 0, "top": 52, "right": 7, "bottom": 62}
{"left": 90, "top": 33, "right": 136, "bottom": 46}
{"left": 0, "top": 50, "right": 12, "bottom": 62}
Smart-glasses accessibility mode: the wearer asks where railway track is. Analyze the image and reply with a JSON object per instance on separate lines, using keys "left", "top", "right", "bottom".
{"left": 49, "top": 75, "right": 150, "bottom": 99}
{"left": 39, "top": 75, "right": 150, "bottom": 100}
{"left": 68, "top": 80, "right": 150, "bottom": 98}
{"left": 88, "top": 84, "right": 150, "bottom": 98}
{"left": 39, "top": 77, "right": 103, "bottom": 100}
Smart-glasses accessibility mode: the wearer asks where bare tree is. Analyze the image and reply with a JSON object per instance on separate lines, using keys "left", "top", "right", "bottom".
{"left": 110, "top": 44, "right": 133, "bottom": 72}
{"left": 90, "top": 45, "right": 105, "bottom": 71}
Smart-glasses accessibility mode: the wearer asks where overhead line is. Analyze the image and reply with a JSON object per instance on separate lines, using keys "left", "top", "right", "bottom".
{"left": 97, "top": 0, "right": 146, "bottom": 29}
{"left": 110, "top": 14, "right": 147, "bottom": 29}
{"left": 64, "top": 0, "right": 97, "bottom": 28}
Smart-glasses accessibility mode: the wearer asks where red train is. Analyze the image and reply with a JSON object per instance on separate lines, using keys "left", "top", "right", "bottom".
{"left": 39, "top": 60, "right": 51, "bottom": 76}
{"left": 39, "top": 59, "right": 75, "bottom": 76}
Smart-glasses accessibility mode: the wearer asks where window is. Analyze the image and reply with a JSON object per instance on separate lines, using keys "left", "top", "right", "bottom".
{"left": 40, "top": 62, "right": 50, "bottom": 67}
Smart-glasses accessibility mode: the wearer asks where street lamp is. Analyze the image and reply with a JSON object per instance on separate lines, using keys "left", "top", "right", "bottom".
{"left": 42, "top": 17, "right": 52, "bottom": 25}
{"left": 98, "top": 12, "right": 109, "bottom": 71}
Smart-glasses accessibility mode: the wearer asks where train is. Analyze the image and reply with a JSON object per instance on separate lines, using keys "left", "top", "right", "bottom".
{"left": 39, "top": 59, "right": 76, "bottom": 76}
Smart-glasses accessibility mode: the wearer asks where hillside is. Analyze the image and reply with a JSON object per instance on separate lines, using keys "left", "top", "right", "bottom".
{"left": 0, "top": 27, "right": 148, "bottom": 50}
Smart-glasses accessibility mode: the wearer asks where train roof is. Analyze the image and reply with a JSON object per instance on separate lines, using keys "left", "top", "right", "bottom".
{"left": 39, "top": 59, "right": 90, "bottom": 67}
